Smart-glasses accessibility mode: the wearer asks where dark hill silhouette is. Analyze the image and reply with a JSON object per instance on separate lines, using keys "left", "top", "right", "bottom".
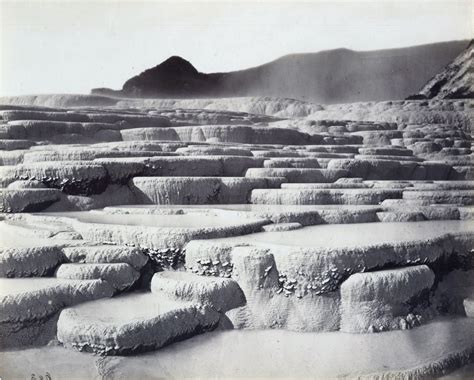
{"left": 92, "top": 40, "right": 469, "bottom": 104}
{"left": 121, "top": 56, "right": 220, "bottom": 97}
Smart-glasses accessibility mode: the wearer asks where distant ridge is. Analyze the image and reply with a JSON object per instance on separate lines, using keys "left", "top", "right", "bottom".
{"left": 92, "top": 40, "right": 470, "bottom": 104}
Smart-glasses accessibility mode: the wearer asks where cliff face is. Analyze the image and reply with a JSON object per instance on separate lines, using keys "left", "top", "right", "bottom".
{"left": 414, "top": 40, "right": 473, "bottom": 100}
{"left": 92, "top": 40, "right": 469, "bottom": 103}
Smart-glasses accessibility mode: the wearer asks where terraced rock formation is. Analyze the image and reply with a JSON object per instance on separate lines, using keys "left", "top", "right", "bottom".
{"left": 0, "top": 94, "right": 473, "bottom": 378}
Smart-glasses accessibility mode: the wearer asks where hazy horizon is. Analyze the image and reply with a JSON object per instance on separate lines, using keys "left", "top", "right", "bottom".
{"left": 1, "top": 0, "right": 472, "bottom": 97}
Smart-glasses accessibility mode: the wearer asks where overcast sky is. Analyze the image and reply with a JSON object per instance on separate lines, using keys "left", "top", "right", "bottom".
{"left": 0, "top": 0, "right": 472, "bottom": 96}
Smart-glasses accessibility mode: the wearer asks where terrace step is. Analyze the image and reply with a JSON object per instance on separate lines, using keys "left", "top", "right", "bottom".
{"left": 102, "top": 204, "right": 382, "bottom": 226}
{"left": 55, "top": 263, "right": 140, "bottom": 291}
{"left": 376, "top": 211, "right": 426, "bottom": 222}
{"left": 251, "top": 188, "right": 403, "bottom": 205}
{"left": 402, "top": 190, "right": 474, "bottom": 205}
{"left": 354, "top": 154, "right": 423, "bottom": 162}
{"left": 340, "top": 266, "right": 434, "bottom": 333}
{"left": 175, "top": 145, "right": 253, "bottom": 156}
{"left": 262, "top": 222, "right": 303, "bottom": 232}
{"left": 0, "top": 278, "right": 114, "bottom": 348}
{"left": 0, "top": 162, "right": 108, "bottom": 195}
{"left": 131, "top": 176, "right": 284, "bottom": 205}
{"left": 281, "top": 182, "right": 369, "bottom": 189}
{"left": 379, "top": 203, "right": 462, "bottom": 220}
{"left": 263, "top": 158, "right": 321, "bottom": 169}
{"left": 120, "top": 125, "right": 318, "bottom": 145}
{"left": 57, "top": 209, "right": 270, "bottom": 250}
{"left": 185, "top": 220, "right": 473, "bottom": 331}
{"left": 245, "top": 168, "right": 348, "bottom": 183}
{"left": 57, "top": 292, "right": 221, "bottom": 355}
{"left": 151, "top": 271, "right": 245, "bottom": 312}
{"left": 327, "top": 159, "right": 454, "bottom": 180}
{"left": 61, "top": 245, "right": 148, "bottom": 270}
{"left": 358, "top": 147, "right": 414, "bottom": 156}
{"left": 0, "top": 188, "right": 60, "bottom": 212}
{"left": 22, "top": 148, "right": 169, "bottom": 163}
{"left": 3, "top": 120, "right": 125, "bottom": 141}
{"left": 0, "top": 139, "right": 35, "bottom": 150}
{"left": 0, "top": 244, "right": 64, "bottom": 278}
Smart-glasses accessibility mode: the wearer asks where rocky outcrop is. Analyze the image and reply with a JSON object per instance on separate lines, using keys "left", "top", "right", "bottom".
{"left": 411, "top": 40, "right": 473, "bottom": 99}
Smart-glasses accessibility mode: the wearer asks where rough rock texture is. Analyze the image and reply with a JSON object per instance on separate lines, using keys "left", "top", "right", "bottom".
{"left": 44, "top": 184, "right": 139, "bottom": 211}
{"left": 0, "top": 278, "right": 114, "bottom": 347}
{"left": 131, "top": 176, "right": 284, "bottom": 204}
{"left": 57, "top": 292, "right": 221, "bottom": 355}
{"left": 0, "top": 245, "right": 64, "bottom": 277}
{"left": 340, "top": 266, "right": 435, "bottom": 333}
{"left": 250, "top": 188, "right": 402, "bottom": 205}
{"left": 245, "top": 168, "right": 348, "bottom": 183}
{"left": 403, "top": 189, "right": 474, "bottom": 205}
{"left": 262, "top": 222, "right": 303, "bottom": 232}
{"left": 327, "top": 158, "right": 458, "bottom": 181}
{"left": 55, "top": 263, "right": 140, "bottom": 291}
{"left": 415, "top": 40, "right": 473, "bottom": 99}
{"left": 176, "top": 145, "right": 253, "bottom": 156}
{"left": 224, "top": 246, "right": 342, "bottom": 331}
{"left": 263, "top": 157, "right": 321, "bottom": 168}
{"left": 151, "top": 271, "right": 245, "bottom": 312}
{"left": 0, "top": 139, "right": 35, "bottom": 150}
{"left": 61, "top": 245, "right": 149, "bottom": 270}
{"left": 185, "top": 221, "right": 473, "bottom": 302}
{"left": 0, "top": 188, "right": 60, "bottom": 212}
{"left": 1, "top": 162, "right": 109, "bottom": 195}
{"left": 376, "top": 211, "right": 425, "bottom": 222}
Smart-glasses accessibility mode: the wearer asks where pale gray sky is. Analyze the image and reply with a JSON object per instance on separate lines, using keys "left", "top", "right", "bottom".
{"left": 0, "top": 0, "right": 472, "bottom": 96}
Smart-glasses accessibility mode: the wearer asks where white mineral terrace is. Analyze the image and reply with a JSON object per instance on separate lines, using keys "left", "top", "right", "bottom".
{"left": 201, "top": 219, "right": 474, "bottom": 248}
{"left": 0, "top": 95, "right": 473, "bottom": 378}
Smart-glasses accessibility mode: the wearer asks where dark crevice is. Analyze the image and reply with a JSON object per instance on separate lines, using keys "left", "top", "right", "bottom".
{"left": 132, "top": 247, "right": 186, "bottom": 289}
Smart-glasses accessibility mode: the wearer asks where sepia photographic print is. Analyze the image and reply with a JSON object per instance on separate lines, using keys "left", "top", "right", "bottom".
{"left": 0, "top": 0, "right": 473, "bottom": 378}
